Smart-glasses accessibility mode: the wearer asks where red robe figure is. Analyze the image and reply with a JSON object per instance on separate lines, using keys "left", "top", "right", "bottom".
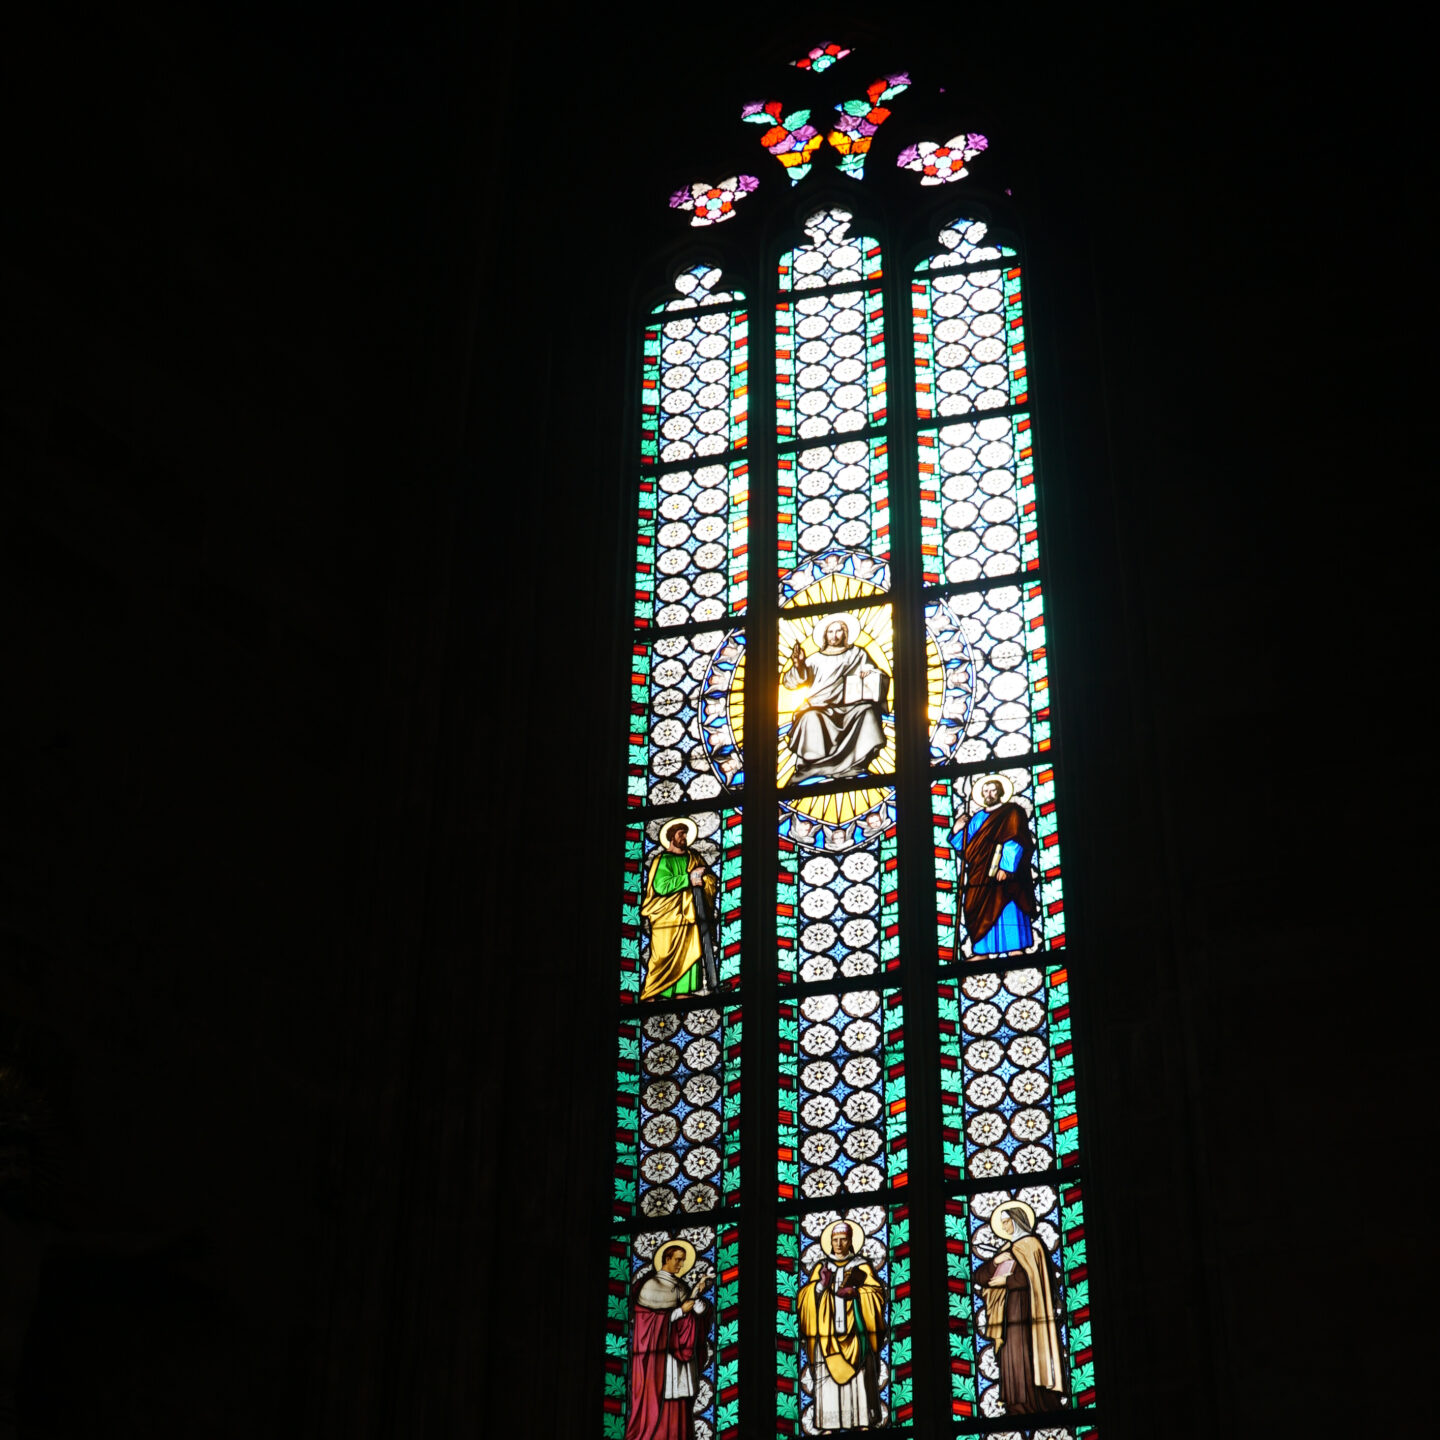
{"left": 626, "top": 1242, "right": 708, "bottom": 1440}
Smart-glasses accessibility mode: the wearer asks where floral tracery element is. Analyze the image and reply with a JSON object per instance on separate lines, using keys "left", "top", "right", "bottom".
{"left": 897, "top": 132, "right": 989, "bottom": 185}
{"left": 792, "top": 41, "right": 851, "bottom": 73}
{"left": 669, "top": 175, "right": 760, "bottom": 227}
{"left": 828, "top": 73, "right": 911, "bottom": 180}
{"left": 741, "top": 101, "right": 824, "bottom": 185}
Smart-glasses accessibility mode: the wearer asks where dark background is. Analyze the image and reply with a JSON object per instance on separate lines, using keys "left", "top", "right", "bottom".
{"left": 1, "top": 5, "right": 1426, "bottom": 1438}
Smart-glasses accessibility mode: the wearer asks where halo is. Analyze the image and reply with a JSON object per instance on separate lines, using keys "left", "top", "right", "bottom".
{"left": 658, "top": 817, "right": 698, "bottom": 851}
{"left": 971, "top": 773, "right": 1015, "bottom": 809}
{"left": 820, "top": 1219, "right": 866, "bottom": 1259}
{"left": 811, "top": 613, "right": 863, "bottom": 651}
{"left": 651, "top": 1238, "right": 696, "bottom": 1277}
{"left": 989, "top": 1199, "right": 1035, "bottom": 1239}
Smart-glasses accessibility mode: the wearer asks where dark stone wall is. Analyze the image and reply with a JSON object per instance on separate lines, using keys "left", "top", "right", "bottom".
{"left": 2, "top": 7, "right": 1421, "bottom": 1438}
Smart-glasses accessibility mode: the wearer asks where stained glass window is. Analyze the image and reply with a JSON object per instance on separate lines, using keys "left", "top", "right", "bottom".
{"left": 611, "top": 45, "right": 1099, "bottom": 1440}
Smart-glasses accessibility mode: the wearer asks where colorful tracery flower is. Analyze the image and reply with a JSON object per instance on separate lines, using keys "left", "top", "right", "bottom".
{"left": 741, "top": 101, "right": 824, "bottom": 185}
{"left": 828, "top": 73, "right": 911, "bottom": 179}
{"left": 792, "top": 41, "right": 852, "bottom": 73}
{"left": 897, "top": 132, "right": 989, "bottom": 185}
{"left": 669, "top": 174, "right": 760, "bottom": 227}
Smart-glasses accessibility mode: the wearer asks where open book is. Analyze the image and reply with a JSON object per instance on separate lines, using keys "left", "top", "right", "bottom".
{"left": 843, "top": 669, "right": 883, "bottom": 705}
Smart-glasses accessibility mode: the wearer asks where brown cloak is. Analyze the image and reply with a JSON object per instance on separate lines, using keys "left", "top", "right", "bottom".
{"left": 960, "top": 801, "right": 1038, "bottom": 946}
{"left": 975, "top": 1233, "right": 1065, "bottom": 1415}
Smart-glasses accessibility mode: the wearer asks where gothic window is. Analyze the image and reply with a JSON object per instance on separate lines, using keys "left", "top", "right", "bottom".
{"left": 607, "top": 43, "right": 1095, "bottom": 1440}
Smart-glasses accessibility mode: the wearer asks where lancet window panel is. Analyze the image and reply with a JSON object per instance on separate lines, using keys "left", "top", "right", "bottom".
{"left": 620, "top": 810, "right": 744, "bottom": 1005}
{"left": 605, "top": 1222, "right": 741, "bottom": 1440}
{"left": 630, "top": 629, "right": 746, "bottom": 809}
{"left": 944, "top": 1184, "right": 1094, "bottom": 1425}
{"left": 777, "top": 436, "right": 891, "bottom": 597}
{"left": 917, "top": 414, "right": 1039, "bottom": 587}
{"left": 776, "top": 796, "right": 899, "bottom": 985}
{"left": 636, "top": 458, "right": 751, "bottom": 630}
{"left": 937, "top": 966, "right": 1079, "bottom": 1184}
{"left": 613, "top": 1004, "right": 743, "bottom": 1222}
{"left": 776, "top": 288, "right": 888, "bottom": 443}
{"left": 932, "top": 766, "right": 1066, "bottom": 963}
{"left": 778, "top": 988, "right": 908, "bottom": 1203}
{"left": 778, "top": 602, "right": 896, "bottom": 789}
{"left": 775, "top": 1203, "right": 914, "bottom": 1436}
{"left": 926, "top": 582, "right": 1052, "bottom": 767}
{"left": 613, "top": 73, "right": 1102, "bottom": 1437}
{"left": 644, "top": 267, "right": 750, "bottom": 470}
{"left": 913, "top": 249, "right": 1027, "bottom": 425}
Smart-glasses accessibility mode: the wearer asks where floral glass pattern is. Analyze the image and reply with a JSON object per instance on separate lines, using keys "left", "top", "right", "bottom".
{"left": 792, "top": 41, "right": 852, "bottom": 73}
{"left": 742, "top": 102, "right": 825, "bottom": 185}
{"left": 670, "top": 175, "right": 761, "bottom": 227}
{"left": 897, "top": 132, "right": 989, "bottom": 184}
{"left": 828, "top": 73, "right": 911, "bottom": 180}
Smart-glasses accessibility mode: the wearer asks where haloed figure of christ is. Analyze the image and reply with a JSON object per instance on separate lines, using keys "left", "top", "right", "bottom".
{"left": 957, "top": 774, "right": 1038, "bottom": 955}
{"left": 797, "top": 1220, "right": 887, "bottom": 1430}
{"left": 973, "top": 1201, "right": 1065, "bottom": 1416}
{"left": 627, "top": 1241, "right": 711, "bottom": 1440}
{"left": 640, "top": 819, "right": 719, "bottom": 1002}
{"left": 782, "top": 616, "right": 888, "bottom": 783}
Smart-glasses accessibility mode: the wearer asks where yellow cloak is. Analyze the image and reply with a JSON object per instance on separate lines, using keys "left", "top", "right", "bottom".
{"left": 796, "top": 1256, "right": 886, "bottom": 1386}
{"left": 639, "top": 850, "right": 717, "bottom": 1002}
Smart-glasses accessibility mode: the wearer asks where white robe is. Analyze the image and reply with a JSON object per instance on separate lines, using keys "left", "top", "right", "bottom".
{"left": 783, "top": 645, "right": 886, "bottom": 782}
{"left": 807, "top": 1256, "right": 876, "bottom": 1431}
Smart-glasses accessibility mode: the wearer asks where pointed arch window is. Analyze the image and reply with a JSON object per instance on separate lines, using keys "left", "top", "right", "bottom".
{"left": 606, "top": 44, "right": 1096, "bottom": 1440}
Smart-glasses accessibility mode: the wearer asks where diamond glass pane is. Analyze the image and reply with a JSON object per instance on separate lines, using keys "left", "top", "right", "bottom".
{"left": 628, "top": 629, "right": 745, "bottom": 808}
{"left": 778, "top": 436, "right": 891, "bottom": 597}
{"left": 778, "top": 988, "right": 907, "bottom": 1202}
{"left": 643, "top": 267, "right": 749, "bottom": 468}
{"left": 926, "top": 582, "right": 1052, "bottom": 766}
{"left": 636, "top": 459, "right": 750, "bottom": 629}
{"left": 777, "top": 796, "right": 898, "bottom": 984}
{"left": 938, "top": 966, "right": 1080, "bottom": 1183}
{"left": 917, "top": 413, "right": 1038, "bottom": 587}
{"left": 613, "top": 1003, "right": 742, "bottom": 1221}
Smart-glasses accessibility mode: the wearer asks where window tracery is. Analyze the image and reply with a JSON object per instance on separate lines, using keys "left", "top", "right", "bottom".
{"left": 609, "top": 43, "right": 1096, "bottom": 1440}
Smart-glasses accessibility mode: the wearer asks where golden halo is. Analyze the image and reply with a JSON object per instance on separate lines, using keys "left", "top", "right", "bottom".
{"left": 989, "top": 1200, "right": 1036, "bottom": 1238}
{"left": 658, "top": 817, "right": 698, "bottom": 851}
{"left": 820, "top": 1219, "right": 866, "bottom": 1259}
{"left": 811, "top": 613, "right": 863, "bottom": 651}
{"left": 972, "top": 773, "right": 1015, "bottom": 809}
{"left": 651, "top": 1238, "right": 696, "bottom": 1277}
